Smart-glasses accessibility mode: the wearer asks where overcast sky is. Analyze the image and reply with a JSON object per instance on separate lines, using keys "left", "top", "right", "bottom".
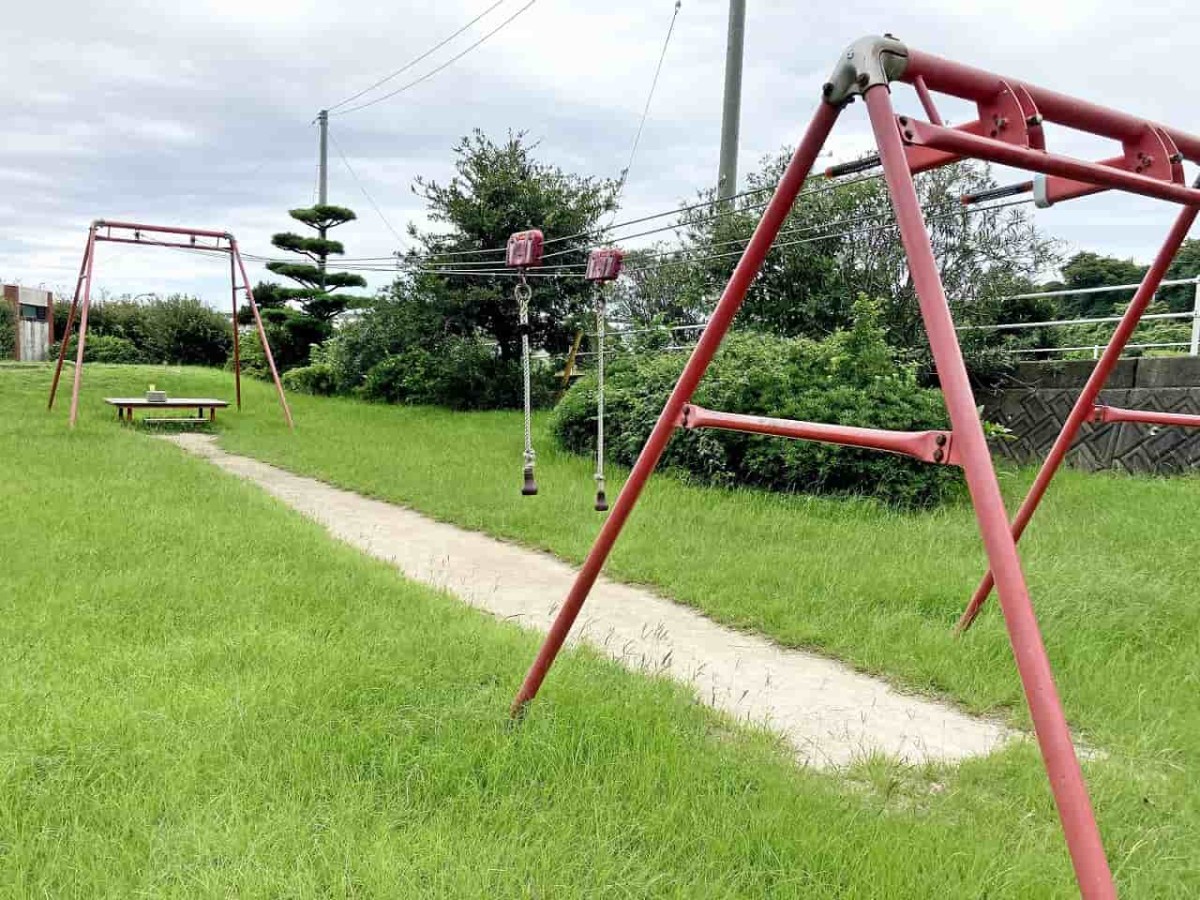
{"left": 2, "top": 0, "right": 1198, "bottom": 307}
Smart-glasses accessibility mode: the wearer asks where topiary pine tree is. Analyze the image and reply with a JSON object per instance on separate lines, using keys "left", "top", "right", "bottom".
{"left": 266, "top": 204, "right": 368, "bottom": 323}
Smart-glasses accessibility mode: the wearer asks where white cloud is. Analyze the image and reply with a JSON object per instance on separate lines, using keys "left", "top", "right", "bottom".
{"left": 1, "top": 0, "right": 1199, "bottom": 307}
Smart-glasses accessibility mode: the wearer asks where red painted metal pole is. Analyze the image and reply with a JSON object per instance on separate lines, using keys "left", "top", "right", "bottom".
{"left": 96, "top": 220, "right": 231, "bottom": 240}
{"left": 911, "top": 75, "right": 944, "bottom": 126}
{"left": 1094, "top": 405, "right": 1200, "bottom": 428}
{"left": 905, "top": 120, "right": 1200, "bottom": 207}
{"left": 509, "top": 101, "right": 842, "bottom": 715}
{"left": 230, "top": 251, "right": 242, "bottom": 410}
{"left": 682, "top": 404, "right": 958, "bottom": 466}
{"left": 958, "top": 194, "right": 1199, "bottom": 633}
{"left": 93, "top": 236, "right": 229, "bottom": 252}
{"left": 901, "top": 48, "right": 1200, "bottom": 163}
{"left": 67, "top": 226, "right": 99, "bottom": 428}
{"left": 48, "top": 227, "right": 93, "bottom": 411}
{"left": 232, "top": 240, "right": 293, "bottom": 429}
{"left": 867, "top": 85, "right": 1116, "bottom": 900}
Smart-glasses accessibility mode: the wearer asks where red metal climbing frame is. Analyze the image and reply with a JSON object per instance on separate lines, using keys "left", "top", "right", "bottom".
{"left": 47, "top": 220, "right": 293, "bottom": 429}
{"left": 511, "top": 35, "right": 1200, "bottom": 899}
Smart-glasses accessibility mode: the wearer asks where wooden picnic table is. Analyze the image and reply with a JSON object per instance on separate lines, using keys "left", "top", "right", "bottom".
{"left": 105, "top": 397, "right": 229, "bottom": 425}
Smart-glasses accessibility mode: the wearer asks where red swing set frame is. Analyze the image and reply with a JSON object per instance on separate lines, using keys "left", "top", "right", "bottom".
{"left": 47, "top": 220, "right": 293, "bottom": 429}
{"left": 510, "top": 35, "right": 1200, "bottom": 898}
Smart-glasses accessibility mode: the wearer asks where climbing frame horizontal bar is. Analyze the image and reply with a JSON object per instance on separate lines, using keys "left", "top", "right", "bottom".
{"left": 901, "top": 119, "right": 1200, "bottom": 206}
{"left": 900, "top": 48, "right": 1200, "bottom": 162}
{"left": 1093, "top": 405, "right": 1200, "bottom": 428}
{"left": 680, "top": 404, "right": 961, "bottom": 466}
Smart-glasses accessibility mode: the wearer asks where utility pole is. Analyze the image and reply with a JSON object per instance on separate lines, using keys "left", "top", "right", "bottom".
{"left": 317, "top": 109, "right": 329, "bottom": 206}
{"left": 316, "top": 109, "right": 329, "bottom": 290}
{"left": 717, "top": 0, "right": 746, "bottom": 202}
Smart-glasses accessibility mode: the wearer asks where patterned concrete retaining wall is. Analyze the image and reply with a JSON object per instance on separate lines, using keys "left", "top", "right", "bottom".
{"left": 980, "top": 357, "right": 1200, "bottom": 473}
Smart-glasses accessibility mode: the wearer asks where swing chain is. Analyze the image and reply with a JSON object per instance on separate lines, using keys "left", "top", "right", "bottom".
{"left": 594, "top": 287, "right": 608, "bottom": 511}
{"left": 516, "top": 273, "right": 537, "bottom": 495}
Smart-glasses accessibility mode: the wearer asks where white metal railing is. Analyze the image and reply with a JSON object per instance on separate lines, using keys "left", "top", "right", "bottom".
{"left": 957, "top": 275, "right": 1200, "bottom": 357}
{"left": 569, "top": 277, "right": 1200, "bottom": 362}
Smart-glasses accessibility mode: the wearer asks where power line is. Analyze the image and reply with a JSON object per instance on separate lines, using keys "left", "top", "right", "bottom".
{"left": 246, "top": 182, "right": 1031, "bottom": 284}
{"left": 620, "top": 189, "right": 986, "bottom": 266}
{"left": 317, "top": 166, "right": 882, "bottom": 267}
{"left": 538, "top": 171, "right": 886, "bottom": 260}
{"left": 395, "top": 163, "right": 792, "bottom": 267}
{"left": 608, "top": 0, "right": 682, "bottom": 219}
{"left": 327, "top": 0, "right": 510, "bottom": 113}
{"left": 332, "top": 0, "right": 538, "bottom": 117}
{"left": 329, "top": 131, "right": 409, "bottom": 249}
{"left": 404, "top": 196, "right": 1034, "bottom": 279}
{"left": 623, "top": 197, "right": 1035, "bottom": 274}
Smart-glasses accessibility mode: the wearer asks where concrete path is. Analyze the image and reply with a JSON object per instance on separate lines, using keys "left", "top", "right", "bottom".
{"left": 165, "top": 433, "right": 1014, "bottom": 769}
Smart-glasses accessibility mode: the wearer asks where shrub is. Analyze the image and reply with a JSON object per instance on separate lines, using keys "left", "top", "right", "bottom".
{"left": 359, "top": 337, "right": 554, "bottom": 410}
{"left": 236, "top": 309, "right": 330, "bottom": 381}
{"left": 66, "top": 334, "right": 145, "bottom": 364}
{"left": 312, "top": 290, "right": 556, "bottom": 411}
{"left": 53, "top": 295, "right": 232, "bottom": 367}
{"left": 245, "top": 304, "right": 331, "bottom": 373}
{"left": 282, "top": 363, "right": 335, "bottom": 395}
{"left": 317, "top": 293, "right": 443, "bottom": 394}
{"left": 0, "top": 303, "right": 13, "bottom": 356}
{"left": 551, "top": 299, "right": 961, "bottom": 508}
{"left": 140, "top": 295, "right": 232, "bottom": 366}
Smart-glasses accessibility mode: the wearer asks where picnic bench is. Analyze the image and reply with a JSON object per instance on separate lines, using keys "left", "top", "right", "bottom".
{"left": 105, "top": 397, "right": 229, "bottom": 425}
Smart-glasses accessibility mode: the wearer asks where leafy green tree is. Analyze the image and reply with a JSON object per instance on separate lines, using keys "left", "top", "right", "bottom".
{"left": 667, "top": 153, "right": 1059, "bottom": 352}
{"left": 404, "top": 129, "right": 619, "bottom": 361}
{"left": 1162, "top": 238, "right": 1200, "bottom": 312}
{"left": 266, "top": 204, "right": 368, "bottom": 323}
{"left": 609, "top": 245, "right": 710, "bottom": 332}
{"left": 1056, "top": 251, "right": 1146, "bottom": 317}
{"left": 236, "top": 282, "right": 329, "bottom": 373}
{"left": 247, "top": 205, "right": 368, "bottom": 372}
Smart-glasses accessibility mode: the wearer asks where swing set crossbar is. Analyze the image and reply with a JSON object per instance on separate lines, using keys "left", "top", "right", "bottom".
{"left": 680, "top": 404, "right": 961, "bottom": 466}
{"left": 94, "top": 220, "right": 232, "bottom": 240}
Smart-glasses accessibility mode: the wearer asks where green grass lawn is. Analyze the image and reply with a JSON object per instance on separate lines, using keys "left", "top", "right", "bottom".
{"left": 3, "top": 362, "right": 1198, "bottom": 896}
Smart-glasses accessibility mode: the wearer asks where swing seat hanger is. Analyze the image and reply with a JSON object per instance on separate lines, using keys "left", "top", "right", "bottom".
{"left": 506, "top": 229, "right": 544, "bottom": 268}
{"left": 508, "top": 229, "right": 544, "bottom": 497}
{"left": 586, "top": 248, "right": 624, "bottom": 282}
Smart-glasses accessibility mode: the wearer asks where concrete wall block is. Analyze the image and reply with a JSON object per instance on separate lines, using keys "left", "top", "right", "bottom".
{"left": 1005, "top": 359, "right": 1138, "bottom": 389}
{"left": 985, "top": 383, "right": 1200, "bottom": 473}
{"left": 1134, "top": 356, "right": 1200, "bottom": 389}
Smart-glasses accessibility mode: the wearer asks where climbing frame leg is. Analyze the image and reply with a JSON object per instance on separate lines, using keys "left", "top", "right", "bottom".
{"left": 233, "top": 241, "right": 293, "bottom": 429}
{"left": 505, "top": 31, "right": 1167, "bottom": 896}
{"left": 230, "top": 250, "right": 242, "bottom": 411}
{"left": 67, "top": 226, "right": 99, "bottom": 428}
{"left": 957, "top": 193, "right": 1200, "bottom": 632}
{"left": 866, "top": 84, "right": 1115, "bottom": 899}
{"left": 48, "top": 228, "right": 93, "bottom": 411}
